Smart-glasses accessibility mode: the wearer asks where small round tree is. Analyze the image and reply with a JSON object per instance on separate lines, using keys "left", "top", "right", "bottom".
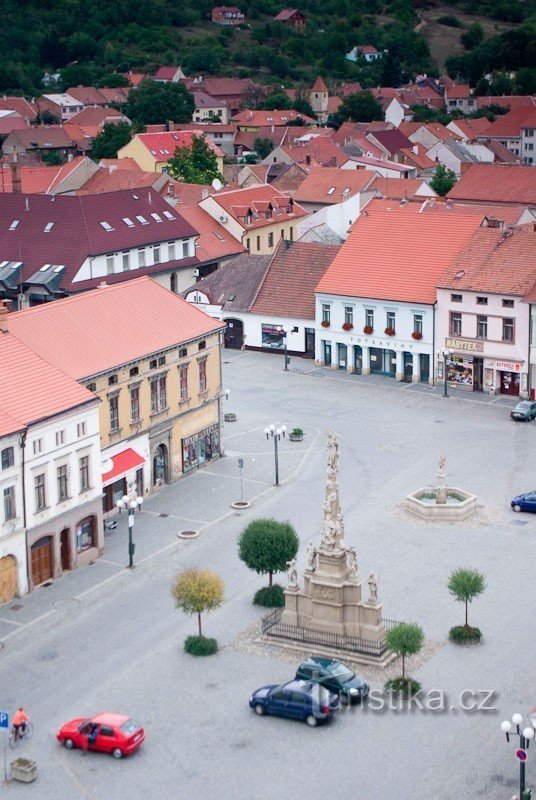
{"left": 447, "top": 567, "right": 486, "bottom": 643}
{"left": 171, "top": 567, "right": 224, "bottom": 655}
{"left": 385, "top": 623, "right": 424, "bottom": 695}
{"left": 238, "top": 518, "right": 298, "bottom": 606}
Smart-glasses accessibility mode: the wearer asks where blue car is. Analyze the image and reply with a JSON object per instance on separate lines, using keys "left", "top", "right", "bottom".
{"left": 511, "top": 491, "right": 536, "bottom": 513}
{"left": 249, "top": 679, "right": 339, "bottom": 727}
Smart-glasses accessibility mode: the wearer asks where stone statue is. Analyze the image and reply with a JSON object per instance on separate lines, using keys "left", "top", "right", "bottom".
{"left": 439, "top": 454, "right": 446, "bottom": 473}
{"left": 322, "top": 519, "right": 337, "bottom": 550}
{"left": 326, "top": 432, "right": 340, "bottom": 473}
{"left": 346, "top": 546, "right": 358, "bottom": 574}
{"left": 322, "top": 491, "right": 337, "bottom": 516}
{"left": 286, "top": 558, "right": 298, "bottom": 587}
{"left": 367, "top": 572, "right": 379, "bottom": 603}
{"left": 306, "top": 541, "right": 317, "bottom": 571}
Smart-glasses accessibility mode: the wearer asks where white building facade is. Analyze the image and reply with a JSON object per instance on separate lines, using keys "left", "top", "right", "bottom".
{"left": 0, "top": 430, "right": 27, "bottom": 602}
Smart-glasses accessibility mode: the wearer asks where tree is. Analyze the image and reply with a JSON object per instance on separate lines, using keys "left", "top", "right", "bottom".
{"left": 125, "top": 79, "right": 195, "bottom": 126}
{"left": 40, "top": 109, "right": 60, "bottom": 125}
{"left": 41, "top": 151, "right": 65, "bottom": 166}
{"left": 385, "top": 623, "right": 424, "bottom": 682}
{"left": 259, "top": 92, "right": 293, "bottom": 110}
{"left": 238, "top": 518, "right": 298, "bottom": 587}
{"left": 91, "top": 122, "right": 134, "bottom": 160}
{"left": 447, "top": 568, "right": 486, "bottom": 628}
{"left": 430, "top": 164, "right": 457, "bottom": 197}
{"left": 253, "top": 137, "right": 274, "bottom": 160}
{"left": 335, "top": 90, "right": 383, "bottom": 124}
{"left": 171, "top": 567, "right": 224, "bottom": 637}
{"left": 167, "top": 134, "right": 223, "bottom": 185}
{"left": 293, "top": 97, "right": 315, "bottom": 118}
{"left": 461, "top": 23, "right": 485, "bottom": 51}
{"left": 381, "top": 52, "right": 403, "bottom": 88}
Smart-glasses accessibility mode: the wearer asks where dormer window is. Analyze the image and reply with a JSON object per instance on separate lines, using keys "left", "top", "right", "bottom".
{"left": 44, "top": 222, "right": 54, "bottom": 233}
{"left": 245, "top": 214, "right": 252, "bottom": 225}
{"left": 100, "top": 221, "right": 114, "bottom": 231}
{"left": 286, "top": 201, "right": 293, "bottom": 214}
{"left": 265, "top": 208, "right": 272, "bottom": 219}
{"left": 136, "top": 215, "right": 149, "bottom": 225}
{"left": 122, "top": 217, "right": 135, "bottom": 227}
{"left": 150, "top": 213, "right": 162, "bottom": 222}
{"left": 9, "top": 220, "right": 19, "bottom": 230}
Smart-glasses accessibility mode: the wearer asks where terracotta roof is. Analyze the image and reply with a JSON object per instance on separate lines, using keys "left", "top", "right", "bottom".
{"left": 446, "top": 84, "right": 471, "bottom": 99}
{"left": 327, "top": 96, "right": 342, "bottom": 113}
{"left": 0, "top": 97, "right": 37, "bottom": 122}
{"left": 438, "top": 223, "right": 536, "bottom": 296}
{"left": 0, "top": 187, "right": 199, "bottom": 292}
{"left": 76, "top": 168, "right": 168, "bottom": 195}
{"left": 342, "top": 155, "right": 414, "bottom": 173}
{"left": 183, "top": 252, "right": 271, "bottom": 311}
{"left": 477, "top": 95, "right": 536, "bottom": 110}
{"left": 399, "top": 145, "right": 436, "bottom": 170}
{"left": 0, "top": 330, "right": 96, "bottom": 431}
{"left": 294, "top": 167, "right": 376, "bottom": 204}
{"left": 234, "top": 128, "right": 286, "bottom": 152}
{"left": 8, "top": 276, "right": 224, "bottom": 380}
{"left": 447, "top": 164, "right": 536, "bottom": 205}
{"left": 154, "top": 67, "right": 180, "bottom": 81}
{"left": 194, "top": 77, "right": 254, "bottom": 97}
{"left": 0, "top": 115, "right": 28, "bottom": 135}
{"left": 357, "top": 45, "right": 378, "bottom": 55}
{"left": 204, "top": 184, "right": 308, "bottom": 228}
{"left": 67, "top": 86, "right": 107, "bottom": 105}
{"left": 5, "top": 125, "right": 74, "bottom": 149}
{"left": 192, "top": 91, "right": 226, "bottom": 109}
{"left": 170, "top": 123, "right": 237, "bottom": 134}
{"left": 168, "top": 182, "right": 215, "bottom": 207}
{"left": 0, "top": 156, "right": 88, "bottom": 194}
{"left": 368, "top": 176, "right": 436, "bottom": 199}
{"left": 368, "top": 128, "right": 412, "bottom": 156}
{"left": 279, "top": 137, "right": 346, "bottom": 167}
{"left": 311, "top": 76, "right": 328, "bottom": 93}
{"left": 69, "top": 106, "right": 128, "bottom": 126}
{"left": 481, "top": 139, "right": 520, "bottom": 164}
{"left": 274, "top": 8, "right": 301, "bottom": 20}
{"left": 252, "top": 240, "right": 340, "bottom": 318}
{"left": 422, "top": 122, "right": 460, "bottom": 142}
{"left": 476, "top": 107, "right": 536, "bottom": 138}
{"left": 63, "top": 123, "right": 100, "bottom": 146}
{"left": 125, "top": 72, "right": 147, "bottom": 87}
{"left": 316, "top": 199, "right": 484, "bottom": 303}
{"left": 135, "top": 130, "right": 224, "bottom": 159}
{"left": 99, "top": 87, "right": 130, "bottom": 104}
{"left": 338, "top": 82, "right": 363, "bottom": 97}
{"left": 232, "top": 109, "right": 316, "bottom": 126}
{"left": 448, "top": 118, "right": 492, "bottom": 139}
{"left": 98, "top": 158, "right": 142, "bottom": 172}
{"left": 397, "top": 121, "right": 420, "bottom": 138}
{"left": 178, "top": 206, "right": 245, "bottom": 262}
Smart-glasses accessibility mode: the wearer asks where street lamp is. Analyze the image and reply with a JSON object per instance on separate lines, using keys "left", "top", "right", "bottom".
{"left": 264, "top": 424, "right": 286, "bottom": 486}
{"left": 217, "top": 387, "right": 230, "bottom": 456}
{"left": 500, "top": 713, "right": 535, "bottom": 800}
{"left": 116, "top": 491, "right": 143, "bottom": 569}
{"left": 277, "top": 326, "right": 290, "bottom": 371}
{"left": 440, "top": 348, "right": 451, "bottom": 397}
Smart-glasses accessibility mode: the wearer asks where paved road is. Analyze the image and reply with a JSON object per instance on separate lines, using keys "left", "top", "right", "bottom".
{"left": 1, "top": 351, "right": 534, "bottom": 800}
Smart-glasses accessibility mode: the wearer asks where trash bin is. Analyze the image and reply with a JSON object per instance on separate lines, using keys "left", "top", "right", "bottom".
{"left": 11, "top": 757, "right": 38, "bottom": 783}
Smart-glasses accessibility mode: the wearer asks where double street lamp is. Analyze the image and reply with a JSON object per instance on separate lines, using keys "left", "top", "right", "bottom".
{"left": 501, "top": 713, "right": 535, "bottom": 800}
{"left": 439, "top": 348, "right": 451, "bottom": 397}
{"left": 264, "top": 424, "right": 286, "bottom": 486}
{"left": 116, "top": 491, "right": 143, "bottom": 569}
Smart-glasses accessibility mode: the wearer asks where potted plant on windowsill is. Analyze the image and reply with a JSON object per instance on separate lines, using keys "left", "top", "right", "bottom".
{"left": 289, "top": 428, "right": 304, "bottom": 442}
{"left": 321, "top": 320, "right": 330, "bottom": 328}
{"left": 384, "top": 327, "right": 396, "bottom": 336}
{"left": 342, "top": 322, "right": 353, "bottom": 331}
{"left": 363, "top": 325, "right": 373, "bottom": 334}
{"left": 412, "top": 332, "right": 423, "bottom": 340}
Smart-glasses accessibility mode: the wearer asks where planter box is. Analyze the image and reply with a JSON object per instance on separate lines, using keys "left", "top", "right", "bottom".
{"left": 289, "top": 433, "right": 304, "bottom": 442}
{"left": 11, "top": 758, "right": 38, "bottom": 783}
{"left": 224, "top": 413, "right": 237, "bottom": 422}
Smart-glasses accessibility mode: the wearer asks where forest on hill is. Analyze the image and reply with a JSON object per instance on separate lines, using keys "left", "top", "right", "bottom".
{"left": 0, "top": 0, "right": 534, "bottom": 96}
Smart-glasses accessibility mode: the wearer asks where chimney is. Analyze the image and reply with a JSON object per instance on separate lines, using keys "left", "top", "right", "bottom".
{"left": 0, "top": 299, "right": 12, "bottom": 333}
{"left": 306, "top": 154, "right": 311, "bottom": 165}
{"left": 98, "top": 281, "right": 108, "bottom": 288}
{"left": 412, "top": 144, "right": 418, "bottom": 154}
{"left": 67, "top": 153, "right": 73, "bottom": 162}
{"left": 25, "top": 197, "right": 30, "bottom": 212}
{"left": 10, "top": 147, "right": 22, "bottom": 194}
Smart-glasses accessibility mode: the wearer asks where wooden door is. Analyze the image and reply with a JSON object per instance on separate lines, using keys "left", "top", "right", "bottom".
{"left": 0, "top": 556, "right": 17, "bottom": 605}
{"left": 31, "top": 537, "right": 53, "bottom": 587}
{"left": 60, "top": 529, "right": 70, "bottom": 571}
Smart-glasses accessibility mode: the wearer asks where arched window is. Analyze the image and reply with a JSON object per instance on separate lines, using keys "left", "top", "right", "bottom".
{"left": 76, "top": 516, "right": 95, "bottom": 553}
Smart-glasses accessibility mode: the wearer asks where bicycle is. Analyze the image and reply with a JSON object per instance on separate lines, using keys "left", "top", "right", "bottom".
{"left": 9, "top": 722, "right": 33, "bottom": 748}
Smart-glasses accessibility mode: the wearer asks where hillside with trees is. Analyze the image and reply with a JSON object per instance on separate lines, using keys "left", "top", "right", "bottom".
{"left": 0, "top": 0, "right": 534, "bottom": 96}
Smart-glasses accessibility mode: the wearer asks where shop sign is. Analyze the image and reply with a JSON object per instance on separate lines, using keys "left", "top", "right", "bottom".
{"left": 183, "top": 423, "right": 219, "bottom": 447}
{"left": 495, "top": 360, "right": 521, "bottom": 372}
{"left": 445, "top": 337, "right": 484, "bottom": 353}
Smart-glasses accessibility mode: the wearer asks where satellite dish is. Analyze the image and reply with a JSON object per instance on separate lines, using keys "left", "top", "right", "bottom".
{"left": 211, "top": 178, "right": 223, "bottom": 191}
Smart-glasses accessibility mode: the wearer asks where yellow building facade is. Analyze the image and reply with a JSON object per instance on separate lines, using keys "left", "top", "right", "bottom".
{"left": 118, "top": 133, "right": 224, "bottom": 175}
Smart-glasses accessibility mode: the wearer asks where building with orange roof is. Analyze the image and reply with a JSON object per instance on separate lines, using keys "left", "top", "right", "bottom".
{"left": 0, "top": 156, "right": 98, "bottom": 195}
{"left": 231, "top": 109, "right": 316, "bottom": 129}
{"left": 399, "top": 144, "right": 436, "bottom": 176}
{"left": 293, "top": 167, "right": 377, "bottom": 213}
{"left": 436, "top": 223, "right": 536, "bottom": 397}
{"left": 474, "top": 106, "right": 536, "bottom": 164}
{"left": 309, "top": 76, "right": 329, "bottom": 121}
{"left": 0, "top": 300, "right": 103, "bottom": 595}
{"left": 367, "top": 175, "right": 436, "bottom": 200}
{"left": 265, "top": 135, "right": 348, "bottom": 169}
{"left": 177, "top": 205, "right": 245, "bottom": 268}
{"left": 446, "top": 164, "right": 536, "bottom": 206}
{"left": 445, "top": 84, "right": 475, "bottom": 115}
{"left": 314, "top": 198, "right": 485, "bottom": 381}
{"left": 76, "top": 167, "right": 172, "bottom": 196}
{"left": 117, "top": 130, "right": 224, "bottom": 174}
{"left": 447, "top": 117, "right": 492, "bottom": 141}
{"left": 97, "top": 158, "right": 142, "bottom": 172}
{"left": 7, "top": 277, "right": 226, "bottom": 505}
{"left": 199, "top": 184, "right": 308, "bottom": 254}
{"left": 405, "top": 122, "right": 461, "bottom": 150}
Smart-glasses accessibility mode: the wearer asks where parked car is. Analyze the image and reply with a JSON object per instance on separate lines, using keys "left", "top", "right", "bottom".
{"left": 511, "top": 491, "right": 536, "bottom": 513}
{"left": 249, "top": 679, "right": 339, "bottom": 727}
{"left": 57, "top": 713, "right": 144, "bottom": 758}
{"left": 510, "top": 401, "right": 536, "bottom": 421}
{"left": 295, "top": 657, "right": 369, "bottom": 705}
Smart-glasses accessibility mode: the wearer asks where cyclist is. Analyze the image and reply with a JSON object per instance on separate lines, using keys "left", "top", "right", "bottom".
{"left": 12, "top": 708, "right": 30, "bottom": 741}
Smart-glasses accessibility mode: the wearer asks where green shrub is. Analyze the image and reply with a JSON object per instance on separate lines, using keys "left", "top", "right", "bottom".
{"left": 254, "top": 584, "right": 285, "bottom": 607}
{"left": 184, "top": 635, "right": 218, "bottom": 656}
{"left": 385, "top": 677, "right": 421, "bottom": 695}
{"left": 437, "top": 15, "right": 462, "bottom": 27}
{"left": 291, "top": 428, "right": 304, "bottom": 436}
{"left": 449, "top": 625, "right": 482, "bottom": 644}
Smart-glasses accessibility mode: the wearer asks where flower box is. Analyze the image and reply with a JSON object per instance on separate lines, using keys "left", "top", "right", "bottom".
{"left": 321, "top": 320, "right": 330, "bottom": 328}
{"left": 412, "top": 332, "right": 423, "bottom": 340}
{"left": 342, "top": 322, "right": 353, "bottom": 331}
{"left": 384, "top": 327, "right": 396, "bottom": 336}
{"left": 363, "top": 326, "right": 373, "bottom": 334}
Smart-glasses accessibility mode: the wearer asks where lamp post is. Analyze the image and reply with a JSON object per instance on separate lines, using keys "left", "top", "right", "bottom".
{"left": 217, "top": 387, "right": 230, "bottom": 456}
{"left": 501, "top": 713, "right": 535, "bottom": 800}
{"left": 264, "top": 424, "right": 286, "bottom": 486}
{"left": 116, "top": 491, "right": 143, "bottom": 569}
{"left": 277, "top": 326, "right": 290, "bottom": 371}
{"left": 440, "top": 348, "right": 451, "bottom": 397}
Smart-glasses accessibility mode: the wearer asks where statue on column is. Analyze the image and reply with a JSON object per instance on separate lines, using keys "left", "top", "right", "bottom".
{"left": 346, "top": 546, "right": 358, "bottom": 574}
{"left": 367, "top": 572, "right": 379, "bottom": 604}
{"left": 306, "top": 541, "right": 317, "bottom": 572}
{"left": 320, "top": 433, "right": 345, "bottom": 553}
{"left": 286, "top": 558, "right": 298, "bottom": 587}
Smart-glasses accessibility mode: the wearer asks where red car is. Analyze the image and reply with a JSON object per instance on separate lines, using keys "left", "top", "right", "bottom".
{"left": 57, "top": 713, "right": 144, "bottom": 759}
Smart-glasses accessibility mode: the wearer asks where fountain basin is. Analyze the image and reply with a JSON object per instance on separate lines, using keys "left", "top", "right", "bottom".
{"left": 406, "top": 486, "right": 477, "bottom": 520}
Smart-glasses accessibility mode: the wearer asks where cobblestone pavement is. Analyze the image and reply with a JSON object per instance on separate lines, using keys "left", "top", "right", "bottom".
{"left": 0, "top": 349, "right": 534, "bottom": 800}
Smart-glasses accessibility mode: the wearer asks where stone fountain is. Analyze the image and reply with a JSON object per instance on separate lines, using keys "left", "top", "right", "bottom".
{"left": 405, "top": 455, "right": 477, "bottom": 521}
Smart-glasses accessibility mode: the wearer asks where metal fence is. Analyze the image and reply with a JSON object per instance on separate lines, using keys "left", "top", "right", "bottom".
{"left": 261, "top": 609, "right": 404, "bottom": 659}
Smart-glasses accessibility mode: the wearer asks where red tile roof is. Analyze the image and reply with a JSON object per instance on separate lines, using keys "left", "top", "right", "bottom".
{"left": 446, "top": 84, "right": 471, "bottom": 99}
{"left": 76, "top": 168, "right": 168, "bottom": 195}
{"left": 0, "top": 97, "right": 38, "bottom": 122}
{"left": 316, "top": 199, "right": 484, "bottom": 303}
{"left": 446, "top": 164, "right": 536, "bottom": 205}
{"left": 477, "top": 95, "right": 536, "bottom": 110}
{"left": 192, "top": 91, "right": 226, "bottom": 109}
{"left": 8, "top": 276, "right": 224, "bottom": 380}
{"left": 205, "top": 184, "right": 307, "bottom": 228}
{"left": 154, "top": 67, "right": 180, "bottom": 81}
{"left": 0, "top": 330, "right": 97, "bottom": 430}
{"left": 99, "top": 87, "right": 130, "bottom": 104}
{"left": 69, "top": 106, "right": 128, "bottom": 126}
{"left": 168, "top": 182, "right": 216, "bottom": 207}
{"left": 67, "top": 86, "right": 107, "bottom": 105}
{"left": 311, "top": 76, "right": 328, "bottom": 93}
{"left": 293, "top": 167, "right": 376, "bottom": 204}
{"left": 193, "top": 77, "right": 254, "bottom": 98}
{"left": 368, "top": 128, "right": 413, "bottom": 156}
{"left": 0, "top": 156, "right": 88, "bottom": 194}
{"left": 481, "top": 139, "right": 520, "bottom": 164}
{"left": 98, "top": 158, "right": 142, "bottom": 172}
{"left": 279, "top": 137, "right": 346, "bottom": 167}
{"left": 438, "top": 223, "right": 536, "bottom": 296}
{"left": 274, "top": 8, "right": 302, "bottom": 20}
{"left": 399, "top": 144, "right": 436, "bottom": 170}
{"left": 449, "top": 118, "right": 491, "bottom": 139}
{"left": 232, "top": 109, "right": 316, "bottom": 126}
{"left": 422, "top": 122, "right": 460, "bottom": 142}
{"left": 368, "top": 176, "right": 436, "bottom": 199}
{"left": 0, "top": 114, "right": 29, "bottom": 136}
{"left": 252, "top": 240, "right": 340, "bottom": 318}
{"left": 476, "top": 107, "right": 536, "bottom": 138}
{"left": 5, "top": 125, "right": 75, "bottom": 149}
{"left": 136, "top": 130, "right": 224, "bottom": 159}
{"left": 178, "top": 206, "right": 245, "bottom": 262}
